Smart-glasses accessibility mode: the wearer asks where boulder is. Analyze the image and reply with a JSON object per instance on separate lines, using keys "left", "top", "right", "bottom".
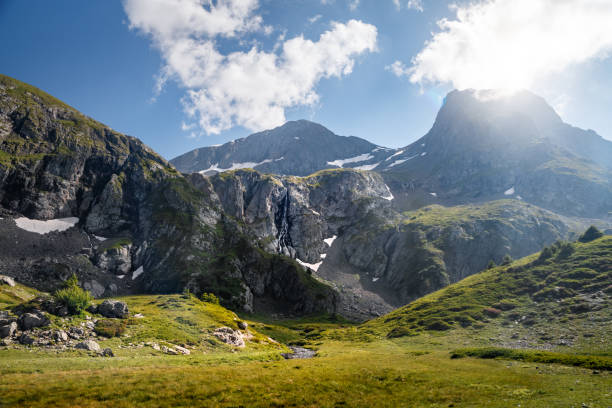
{"left": 100, "top": 348, "right": 114, "bottom": 357}
{"left": 19, "top": 333, "right": 35, "bottom": 345}
{"left": 213, "top": 327, "right": 245, "bottom": 348}
{"left": 237, "top": 321, "right": 248, "bottom": 330}
{"left": 17, "top": 311, "right": 50, "bottom": 330}
{"left": 0, "top": 322, "right": 17, "bottom": 338}
{"left": 0, "top": 275, "right": 15, "bottom": 287}
{"left": 97, "top": 300, "right": 129, "bottom": 319}
{"left": 174, "top": 345, "right": 191, "bottom": 355}
{"left": 75, "top": 340, "right": 101, "bottom": 352}
{"left": 161, "top": 346, "right": 179, "bottom": 355}
{"left": 53, "top": 330, "right": 68, "bottom": 342}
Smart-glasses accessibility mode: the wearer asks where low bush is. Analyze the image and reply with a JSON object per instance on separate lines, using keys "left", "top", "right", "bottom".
{"left": 53, "top": 274, "right": 92, "bottom": 315}
{"left": 94, "top": 319, "right": 127, "bottom": 338}
{"left": 200, "top": 292, "right": 220, "bottom": 305}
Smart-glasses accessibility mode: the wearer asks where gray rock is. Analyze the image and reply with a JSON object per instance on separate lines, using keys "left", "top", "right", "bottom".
{"left": 0, "top": 275, "right": 15, "bottom": 287}
{"left": 174, "top": 345, "right": 190, "bottom": 355}
{"left": 53, "top": 330, "right": 68, "bottom": 342}
{"left": 213, "top": 327, "right": 245, "bottom": 348}
{"left": 237, "top": 321, "right": 248, "bottom": 330}
{"left": 75, "top": 340, "right": 101, "bottom": 352}
{"left": 0, "top": 322, "right": 17, "bottom": 338}
{"left": 19, "top": 333, "right": 35, "bottom": 345}
{"left": 17, "top": 311, "right": 50, "bottom": 330}
{"left": 100, "top": 348, "right": 114, "bottom": 357}
{"left": 83, "top": 280, "right": 106, "bottom": 298}
{"left": 97, "top": 300, "right": 129, "bottom": 319}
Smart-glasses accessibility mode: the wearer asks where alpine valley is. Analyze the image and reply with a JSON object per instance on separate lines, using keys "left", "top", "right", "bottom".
{"left": 1, "top": 74, "right": 610, "bottom": 408}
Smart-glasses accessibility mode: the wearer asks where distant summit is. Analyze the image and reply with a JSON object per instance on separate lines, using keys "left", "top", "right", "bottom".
{"left": 170, "top": 120, "right": 393, "bottom": 176}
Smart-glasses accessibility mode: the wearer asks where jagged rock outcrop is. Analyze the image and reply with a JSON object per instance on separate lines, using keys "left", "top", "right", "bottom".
{"left": 0, "top": 74, "right": 338, "bottom": 316}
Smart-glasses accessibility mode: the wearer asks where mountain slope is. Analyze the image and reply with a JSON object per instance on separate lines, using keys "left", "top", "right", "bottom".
{"left": 170, "top": 120, "right": 393, "bottom": 176}
{"left": 0, "top": 74, "right": 337, "bottom": 316}
{"left": 365, "top": 232, "right": 611, "bottom": 353}
{"left": 380, "top": 90, "right": 612, "bottom": 218}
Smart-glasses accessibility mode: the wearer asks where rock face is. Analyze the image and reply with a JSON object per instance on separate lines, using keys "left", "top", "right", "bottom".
{"left": 75, "top": 339, "right": 101, "bottom": 352}
{"left": 96, "top": 300, "right": 129, "bottom": 319}
{"left": 171, "top": 120, "right": 390, "bottom": 176}
{"left": 0, "top": 74, "right": 338, "bottom": 317}
{"left": 378, "top": 90, "right": 612, "bottom": 218}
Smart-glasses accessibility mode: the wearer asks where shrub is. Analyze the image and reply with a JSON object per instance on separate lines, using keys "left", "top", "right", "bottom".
{"left": 501, "top": 254, "right": 513, "bottom": 265}
{"left": 579, "top": 226, "right": 603, "bottom": 243}
{"left": 53, "top": 274, "right": 92, "bottom": 315}
{"left": 537, "top": 246, "right": 553, "bottom": 262}
{"left": 387, "top": 326, "right": 415, "bottom": 338}
{"left": 94, "top": 319, "right": 127, "bottom": 337}
{"left": 201, "top": 292, "right": 220, "bottom": 305}
{"left": 486, "top": 260, "right": 496, "bottom": 269}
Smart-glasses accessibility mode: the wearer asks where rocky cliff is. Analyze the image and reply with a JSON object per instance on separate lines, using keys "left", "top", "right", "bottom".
{"left": 0, "top": 74, "right": 336, "bottom": 316}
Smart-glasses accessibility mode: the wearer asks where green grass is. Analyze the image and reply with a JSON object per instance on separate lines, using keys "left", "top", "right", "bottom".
{"left": 451, "top": 347, "right": 612, "bottom": 371}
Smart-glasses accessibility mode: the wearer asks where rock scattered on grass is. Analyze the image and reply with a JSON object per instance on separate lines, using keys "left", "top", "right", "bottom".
{"left": 96, "top": 300, "right": 129, "bottom": 319}
{"left": 213, "top": 327, "right": 245, "bottom": 348}
{"left": 75, "top": 339, "right": 101, "bottom": 352}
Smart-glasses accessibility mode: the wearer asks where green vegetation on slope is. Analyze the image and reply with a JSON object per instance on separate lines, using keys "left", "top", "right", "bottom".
{"left": 364, "top": 234, "right": 611, "bottom": 347}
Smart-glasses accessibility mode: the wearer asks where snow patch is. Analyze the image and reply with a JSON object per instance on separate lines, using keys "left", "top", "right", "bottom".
{"left": 381, "top": 184, "right": 394, "bottom": 201}
{"left": 320, "top": 254, "right": 327, "bottom": 259}
{"left": 388, "top": 159, "right": 408, "bottom": 168}
{"left": 504, "top": 187, "right": 515, "bottom": 195}
{"left": 421, "top": 143, "right": 425, "bottom": 147}
{"left": 516, "top": 195, "right": 523, "bottom": 200}
{"left": 132, "top": 266, "right": 144, "bottom": 280}
{"left": 15, "top": 217, "right": 79, "bottom": 235}
{"left": 117, "top": 275, "right": 126, "bottom": 279}
{"left": 198, "top": 157, "right": 284, "bottom": 173}
{"left": 294, "top": 137, "right": 300, "bottom": 140}
{"left": 429, "top": 192, "right": 437, "bottom": 197}
{"left": 94, "top": 235, "right": 107, "bottom": 242}
{"left": 421, "top": 152, "right": 427, "bottom": 157}
{"left": 324, "top": 235, "right": 337, "bottom": 247}
{"left": 311, "top": 209, "right": 321, "bottom": 216}
{"left": 354, "top": 162, "right": 380, "bottom": 171}
{"left": 296, "top": 258, "right": 322, "bottom": 272}
{"left": 326, "top": 153, "right": 374, "bottom": 168}
{"left": 385, "top": 150, "right": 404, "bottom": 161}
{"left": 372, "top": 277, "right": 379, "bottom": 282}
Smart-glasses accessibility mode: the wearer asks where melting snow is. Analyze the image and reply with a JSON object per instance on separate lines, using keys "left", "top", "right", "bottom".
{"left": 199, "top": 157, "right": 283, "bottom": 173}
{"left": 516, "top": 195, "right": 523, "bottom": 200}
{"left": 326, "top": 153, "right": 374, "bottom": 168}
{"left": 117, "top": 275, "right": 126, "bottom": 279}
{"left": 421, "top": 152, "right": 427, "bottom": 157}
{"left": 15, "top": 217, "right": 79, "bottom": 235}
{"left": 296, "top": 259, "right": 322, "bottom": 272}
{"left": 421, "top": 143, "right": 426, "bottom": 147}
{"left": 311, "top": 209, "right": 321, "bottom": 216}
{"left": 504, "top": 187, "right": 515, "bottom": 195}
{"left": 94, "top": 235, "right": 107, "bottom": 242}
{"left": 381, "top": 184, "right": 394, "bottom": 201}
{"left": 388, "top": 159, "right": 408, "bottom": 168}
{"left": 429, "top": 192, "right": 437, "bottom": 197}
{"left": 354, "top": 162, "right": 380, "bottom": 171}
{"left": 320, "top": 254, "right": 327, "bottom": 259}
{"left": 385, "top": 150, "right": 404, "bottom": 161}
{"left": 324, "top": 235, "right": 337, "bottom": 247}
{"left": 294, "top": 137, "right": 300, "bottom": 140}
{"left": 132, "top": 266, "right": 144, "bottom": 280}
{"left": 372, "top": 277, "right": 379, "bottom": 282}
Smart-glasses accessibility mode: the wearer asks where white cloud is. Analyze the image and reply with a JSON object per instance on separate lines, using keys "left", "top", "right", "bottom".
{"left": 124, "top": 0, "right": 377, "bottom": 135}
{"left": 385, "top": 60, "right": 410, "bottom": 77}
{"left": 349, "top": 0, "right": 360, "bottom": 11}
{"left": 308, "top": 14, "right": 323, "bottom": 24}
{"left": 393, "top": 0, "right": 423, "bottom": 12}
{"left": 405, "top": 0, "right": 612, "bottom": 91}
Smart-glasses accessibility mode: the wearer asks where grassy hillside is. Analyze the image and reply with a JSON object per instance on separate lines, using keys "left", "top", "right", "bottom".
{"left": 0, "top": 233, "right": 610, "bottom": 407}
{"left": 363, "top": 234, "right": 611, "bottom": 355}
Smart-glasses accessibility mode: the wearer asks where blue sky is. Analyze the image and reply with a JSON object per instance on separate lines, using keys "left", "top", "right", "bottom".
{"left": 1, "top": 0, "right": 611, "bottom": 160}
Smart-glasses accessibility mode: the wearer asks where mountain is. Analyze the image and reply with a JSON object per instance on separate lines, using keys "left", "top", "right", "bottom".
{"left": 0, "top": 75, "right": 609, "bottom": 323}
{"left": 365, "top": 232, "right": 611, "bottom": 353}
{"left": 170, "top": 120, "right": 393, "bottom": 176}
{"left": 0, "top": 74, "right": 337, "bottom": 316}
{"left": 379, "top": 90, "right": 612, "bottom": 218}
